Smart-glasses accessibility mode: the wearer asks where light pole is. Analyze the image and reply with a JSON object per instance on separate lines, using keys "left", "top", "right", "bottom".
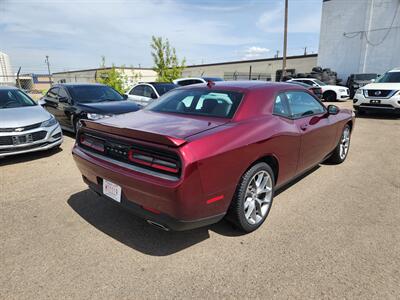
{"left": 281, "top": 0, "right": 288, "bottom": 81}
{"left": 45, "top": 55, "right": 52, "bottom": 86}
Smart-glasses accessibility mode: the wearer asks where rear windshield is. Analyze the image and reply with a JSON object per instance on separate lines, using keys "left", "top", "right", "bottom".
{"left": 0, "top": 89, "right": 36, "bottom": 109}
{"left": 146, "top": 89, "right": 243, "bottom": 118}
{"left": 153, "top": 83, "right": 177, "bottom": 96}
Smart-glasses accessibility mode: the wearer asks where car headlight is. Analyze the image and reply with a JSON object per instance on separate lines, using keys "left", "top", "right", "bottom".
{"left": 87, "top": 113, "right": 113, "bottom": 120}
{"left": 355, "top": 89, "right": 362, "bottom": 95}
{"left": 41, "top": 115, "right": 58, "bottom": 127}
{"left": 339, "top": 89, "right": 346, "bottom": 92}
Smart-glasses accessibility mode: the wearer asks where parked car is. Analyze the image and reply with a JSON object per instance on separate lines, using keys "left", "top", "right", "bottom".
{"left": 173, "top": 77, "right": 224, "bottom": 86}
{"left": 353, "top": 68, "right": 400, "bottom": 115}
{"left": 72, "top": 81, "right": 354, "bottom": 233}
{"left": 126, "top": 82, "right": 177, "bottom": 106}
{"left": 0, "top": 86, "right": 63, "bottom": 158}
{"left": 287, "top": 78, "right": 349, "bottom": 101}
{"left": 286, "top": 81, "right": 323, "bottom": 99}
{"left": 346, "top": 73, "right": 378, "bottom": 98}
{"left": 40, "top": 83, "right": 140, "bottom": 133}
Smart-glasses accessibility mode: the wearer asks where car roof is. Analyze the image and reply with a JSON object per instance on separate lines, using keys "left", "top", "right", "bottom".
{"left": 290, "top": 78, "right": 315, "bottom": 80}
{"left": 0, "top": 85, "right": 18, "bottom": 90}
{"left": 388, "top": 68, "right": 400, "bottom": 72}
{"left": 176, "top": 80, "right": 304, "bottom": 92}
{"left": 54, "top": 83, "right": 107, "bottom": 87}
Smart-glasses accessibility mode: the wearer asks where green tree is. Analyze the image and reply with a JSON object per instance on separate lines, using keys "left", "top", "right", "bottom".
{"left": 151, "top": 36, "right": 185, "bottom": 82}
{"left": 96, "top": 56, "right": 127, "bottom": 93}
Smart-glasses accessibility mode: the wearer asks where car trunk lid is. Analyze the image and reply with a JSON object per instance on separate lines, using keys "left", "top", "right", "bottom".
{"left": 82, "top": 110, "right": 229, "bottom": 147}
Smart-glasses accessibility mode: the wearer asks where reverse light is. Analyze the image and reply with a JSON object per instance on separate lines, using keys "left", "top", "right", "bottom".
{"left": 128, "top": 149, "right": 179, "bottom": 174}
{"left": 80, "top": 135, "right": 105, "bottom": 152}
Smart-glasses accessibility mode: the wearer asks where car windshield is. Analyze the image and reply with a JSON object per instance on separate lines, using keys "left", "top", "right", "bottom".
{"left": 376, "top": 72, "right": 400, "bottom": 83}
{"left": 153, "top": 83, "right": 177, "bottom": 96}
{"left": 0, "top": 89, "right": 37, "bottom": 109}
{"left": 146, "top": 89, "right": 243, "bottom": 118}
{"left": 354, "top": 74, "right": 377, "bottom": 80}
{"left": 313, "top": 79, "right": 327, "bottom": 86}
{"left": 67, "top": 85, "right": 124, "bottom": 103}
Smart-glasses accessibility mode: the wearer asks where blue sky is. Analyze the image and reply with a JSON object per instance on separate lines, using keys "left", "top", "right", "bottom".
{"left": 0, "top": 0, "right": 322, "bottom": 73}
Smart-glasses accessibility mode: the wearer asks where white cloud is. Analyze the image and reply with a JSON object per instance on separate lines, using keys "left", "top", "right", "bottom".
{"left": 242, "top": 46, "right": 270, "bottom": 60}
{"left": 257, "top": 3, "right": 321, "bottom": 33}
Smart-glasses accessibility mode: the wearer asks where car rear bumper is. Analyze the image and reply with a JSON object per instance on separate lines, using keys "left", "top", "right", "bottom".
{"left": 84, "top": 177, "right": 224, "bottom": 231}
{"left": 72, "top": 146, "right": 227, "bottom": 230}
{"left": 0, "top": 124, "right": 63, "bottom": 158}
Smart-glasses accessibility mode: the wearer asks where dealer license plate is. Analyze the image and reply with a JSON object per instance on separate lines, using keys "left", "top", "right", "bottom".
{"left": 103, "top": 179, "right": 121, "bottom": 203}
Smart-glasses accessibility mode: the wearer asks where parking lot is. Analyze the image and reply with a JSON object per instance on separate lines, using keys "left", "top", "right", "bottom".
{"left": 1, "top": 101, "right": 399, "bottom": 299}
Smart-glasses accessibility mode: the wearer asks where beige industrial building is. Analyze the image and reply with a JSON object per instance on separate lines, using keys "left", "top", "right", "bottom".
{"left": 52, "top": 67, "right": 157, "bottom": 88}
{"left": 51, "top": 54, "right": 317, "bottom": 88}
{"left": 183, "top": 54, "right": 318, "bottom": 82}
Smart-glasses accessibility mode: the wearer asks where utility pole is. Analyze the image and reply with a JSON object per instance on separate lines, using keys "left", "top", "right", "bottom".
{"left": 304, "top": 47, "right": 307, "bottom": 56}
{"left": 275, "top": 50, "right": 280, "bottom": 58}
{"left": 45, "top": 55, "right": 52, "bottom": 86}
{"left": 281, "top": 0, "right": 288, "bottom": 81}
{"left": 16, "top": 67, "right": 21, "bottom": 89}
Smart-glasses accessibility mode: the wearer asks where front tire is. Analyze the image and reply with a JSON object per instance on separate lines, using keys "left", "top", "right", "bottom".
{"left": 327, "top": 124, "right": 351, "bottom": 164}
{"left": 227, "top": 162, "right": 275, "bottom": 233}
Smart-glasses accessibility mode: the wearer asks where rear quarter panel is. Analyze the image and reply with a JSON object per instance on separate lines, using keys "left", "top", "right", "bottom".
{"left": 183, "top": 115, "right": 301, "bottom": 213}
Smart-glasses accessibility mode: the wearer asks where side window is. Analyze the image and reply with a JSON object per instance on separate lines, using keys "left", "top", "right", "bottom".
{"left": 143, "top": 86, "right": 155, "bottom": 98}
{"left": 177, "top": 79, "right": 203, "bottom": 86}
{"left": 58, "top": 88, "right": 69, "bottom": 99}
{"left": 130, "top": 85, "right": 144, "bottom": 96}
{"left": 286, "top": 91, "right": 325, "bottom": 118}
{"left": 47, "top": 87, "right": 59, "bottom": 100}
{"left": 273, "top": 93, "right": 290, "bottom": 117}
{"left": 304, "top": 80, "right": 315, "bottom": 86}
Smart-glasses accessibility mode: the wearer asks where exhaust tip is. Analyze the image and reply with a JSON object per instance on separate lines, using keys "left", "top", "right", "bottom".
{"left": 146, "top": 220, "right": 170, "bottom": 231}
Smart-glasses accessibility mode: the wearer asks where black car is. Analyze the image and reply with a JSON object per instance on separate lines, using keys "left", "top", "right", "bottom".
{"left": 40, "top": 83, "right": 140, "bottom": 133}
{"left": 346, "top": 73, "right": 378, "bottom": 98}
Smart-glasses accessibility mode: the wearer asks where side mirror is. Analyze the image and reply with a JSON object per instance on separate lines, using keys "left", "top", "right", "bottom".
{"left": 370, "top": 79, "right": 376, "bottom": 83}
{"left": 150, "top": 92, "right": 158, "bottom": 99}
{"left": 327, "top": 105, "right": 339, "bottom": 115}
{"left": 59, "top": 97, "right": 69, "bottom": 103}
{"left": 122, "top": 94, "right": 128, "bottom": 100}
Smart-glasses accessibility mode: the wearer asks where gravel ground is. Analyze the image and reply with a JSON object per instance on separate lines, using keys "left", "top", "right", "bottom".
{"left": 1, "top": 101, "right": 399, "bottom": 299}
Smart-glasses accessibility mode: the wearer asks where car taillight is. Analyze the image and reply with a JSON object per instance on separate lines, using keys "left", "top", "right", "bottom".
{"left": 80, "top": 134, "right": 105, "bottom": 152}
{"left": 128, "top": 149, "right": 179, "bottom": 174}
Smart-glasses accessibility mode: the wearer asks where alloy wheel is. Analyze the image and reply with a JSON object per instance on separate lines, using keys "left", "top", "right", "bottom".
{"left": 339, "top": 127, "right": 350, "bottom": 159}
{"left": 243, "top": 171, "right": 273, "bottom": 225}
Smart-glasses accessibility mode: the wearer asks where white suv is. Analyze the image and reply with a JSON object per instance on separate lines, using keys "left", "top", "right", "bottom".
{"left": 287, "top": 78, "right": 349, "bottom": 101}
{"left": 353, "top": 69, "right": 400, "bottom": 115}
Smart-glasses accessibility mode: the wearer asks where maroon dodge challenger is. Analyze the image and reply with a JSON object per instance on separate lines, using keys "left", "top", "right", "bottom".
{"left": 72, "top": 81, "right": 354, "bottom": 232}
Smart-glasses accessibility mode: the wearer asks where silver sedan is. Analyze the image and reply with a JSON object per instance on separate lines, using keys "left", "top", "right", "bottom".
{"left": 0, "top": 86, "right": 63, "bottom": 158}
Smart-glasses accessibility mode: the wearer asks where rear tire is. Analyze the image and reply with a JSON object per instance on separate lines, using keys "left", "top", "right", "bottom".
{"left": 226, "top": 162, "right": 275, "bottom": 233}
{"left": 326, "top": 124, "right": 351, "bottom": 164}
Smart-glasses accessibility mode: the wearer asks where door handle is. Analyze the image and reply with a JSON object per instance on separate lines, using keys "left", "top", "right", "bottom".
{"left": 300, "top": 123, "right": 309, "bottom": 131}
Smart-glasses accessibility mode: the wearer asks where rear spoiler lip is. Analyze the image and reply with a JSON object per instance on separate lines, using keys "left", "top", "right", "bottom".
{"left": 81, "top": 120, "right": 187, "bottom": 147}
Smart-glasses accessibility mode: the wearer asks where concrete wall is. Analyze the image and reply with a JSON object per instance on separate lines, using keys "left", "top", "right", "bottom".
{"left": 182, "top": 55, "right": 318, "bottom": 82}
{"left": 318, "top": 0, "right": 400, "bottom": 81}
{"left": 0, "top": 51, "right": 13, "bottom": 85}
